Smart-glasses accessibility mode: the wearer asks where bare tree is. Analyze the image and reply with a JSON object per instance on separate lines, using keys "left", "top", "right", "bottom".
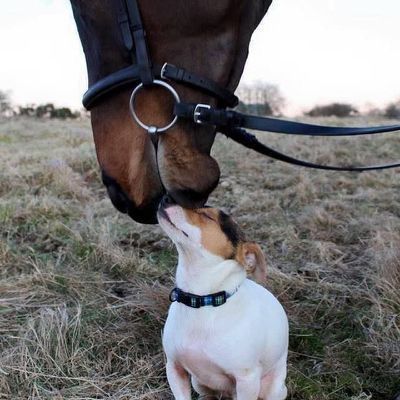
{"left": 384, "top": 100, "right": 400, "bottom": 119}
{"left": 236, "top": 82, "right": 285, "bottom": 116}
{"left": 305, "top": 103, "right": 358, "bottom": 118}
{"left": 0, "top": 90, "right": 11, "bottom": 116}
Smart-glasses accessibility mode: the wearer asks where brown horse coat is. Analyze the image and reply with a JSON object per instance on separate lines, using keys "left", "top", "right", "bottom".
{"left": 71, "top": 0, "right": 272, "bottom": 223}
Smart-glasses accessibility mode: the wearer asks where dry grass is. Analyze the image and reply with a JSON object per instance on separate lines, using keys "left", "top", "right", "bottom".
{"left": 0, "top": 116, "right": 399, "bottom": 399}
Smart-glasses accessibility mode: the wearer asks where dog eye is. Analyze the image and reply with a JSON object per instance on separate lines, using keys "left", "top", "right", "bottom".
{"left": 200, "top": 212, "right": 215, "bottom": 222}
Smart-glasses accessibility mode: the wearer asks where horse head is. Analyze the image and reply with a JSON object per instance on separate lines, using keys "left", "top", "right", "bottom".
{"left": 71, "top": 0, "right": 272, "bottom": 223}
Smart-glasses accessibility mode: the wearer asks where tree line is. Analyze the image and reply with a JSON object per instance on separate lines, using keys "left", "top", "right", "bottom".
{"left": 236, "top": 83, "right": 400, "bottom": 119}
{"left": 0, "top": 91, "right": 81, "bottom": 119}
{"left": 305, "top": 102, "right": 400, "bottom": 119}
{"left": 1, "top": 87, "right": 400, "bottom": 119}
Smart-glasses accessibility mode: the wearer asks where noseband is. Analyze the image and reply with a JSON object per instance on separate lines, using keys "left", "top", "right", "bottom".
{"left": 82, "top": 0, "right": 400, "bottom": 172}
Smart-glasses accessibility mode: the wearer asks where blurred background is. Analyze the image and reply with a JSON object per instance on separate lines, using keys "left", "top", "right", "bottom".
{"left": 1, "top": 0, "right": 400, "bottom": 118}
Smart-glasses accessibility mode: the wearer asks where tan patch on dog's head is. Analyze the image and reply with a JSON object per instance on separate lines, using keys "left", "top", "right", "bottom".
{"left": 180, "top": 207, "right": 267, "bottom": 284}
{"left": 182, "top": 208, "right": 245, "bottom": 259}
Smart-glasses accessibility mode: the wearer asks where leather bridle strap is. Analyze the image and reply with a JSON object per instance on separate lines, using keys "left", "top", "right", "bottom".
{"left": 218, "top": 127, "right": 400, "bottom": 172}
{"left": 84, "top": 0, "right": 237, "bottom": 110}
{"left": 82, "top": 63, "right": 238, "bottom": 110}
{"left": 174, "top": 103, "right": 400, "bottom": 172}
{"left": 175, "top": 103, "right": 400, "bottom": 137}
{"left": 120, "top": 0, "right": 153, "bottom": 85}
{"left": 85, "top": 0, "right": 400, "bottom": 172}
{"left": 161, "top": 63, "right": 238, "bottom": 107}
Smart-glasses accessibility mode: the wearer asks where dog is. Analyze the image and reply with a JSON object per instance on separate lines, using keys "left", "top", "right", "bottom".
{"left": 158, "top": 198, "right": 289, "bottom": 400}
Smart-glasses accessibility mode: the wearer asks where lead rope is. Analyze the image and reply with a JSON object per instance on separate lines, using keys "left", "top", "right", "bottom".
{"left": 218, "top": 126, "right": 400, "bottom": 172}
{"left": 174, "top": 103, "right": 400, "bottom": 172}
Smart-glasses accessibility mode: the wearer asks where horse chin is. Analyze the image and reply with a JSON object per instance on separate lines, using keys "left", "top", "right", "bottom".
{"left": 167, "top": 191, "right": 202, "bottom": 209}
{"left": 167, "top": 187, "right": 213, "bottom": 209}
{"left": 102, "top": 170, "right": 162, "bottom": 224}
{"left": 126, "top": 201, "right": 161, "bottom": 224}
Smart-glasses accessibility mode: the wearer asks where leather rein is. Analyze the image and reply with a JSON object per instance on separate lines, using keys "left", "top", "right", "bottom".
{"left": 82, "top": 0, "right": 400, "bottom": 172}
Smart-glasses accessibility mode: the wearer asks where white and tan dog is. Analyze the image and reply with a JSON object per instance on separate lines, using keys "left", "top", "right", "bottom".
{"left": 158, "top": 199, "right": 288, "bottom": 400}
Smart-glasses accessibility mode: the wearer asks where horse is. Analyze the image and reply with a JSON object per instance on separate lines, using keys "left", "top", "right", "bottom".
{"left": 70, "top": 0, "right": 272, "bottom": 224}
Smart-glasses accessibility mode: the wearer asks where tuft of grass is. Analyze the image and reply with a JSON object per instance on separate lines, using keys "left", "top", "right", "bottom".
{"left": 0, "top": 116, "right": 399, "bottom": 398}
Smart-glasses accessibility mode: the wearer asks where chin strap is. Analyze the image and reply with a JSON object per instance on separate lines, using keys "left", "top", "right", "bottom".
{"left": 169, "top": 286, "right": 239, "bottom": 308}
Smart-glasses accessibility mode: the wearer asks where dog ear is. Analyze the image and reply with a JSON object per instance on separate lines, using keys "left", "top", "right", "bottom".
{"left": 236, "top": 242, "right": 267, "bottom": 284}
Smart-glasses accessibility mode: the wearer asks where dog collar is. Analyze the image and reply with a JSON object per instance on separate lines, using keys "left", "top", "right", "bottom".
{"left": 169, "top": 286, "right": 239, "bottom": 308}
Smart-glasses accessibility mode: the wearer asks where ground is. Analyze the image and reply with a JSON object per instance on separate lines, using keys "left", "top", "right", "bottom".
{"left": 0, "top": 116, "right": 399, "bottom": 399}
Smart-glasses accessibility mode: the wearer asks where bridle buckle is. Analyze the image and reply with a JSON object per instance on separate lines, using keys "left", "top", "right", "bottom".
{"left": 193, "top": 104, "right": 211, "bottom": 124}
{"left": 160, "top": 62, "right": 170, "bottom": 80}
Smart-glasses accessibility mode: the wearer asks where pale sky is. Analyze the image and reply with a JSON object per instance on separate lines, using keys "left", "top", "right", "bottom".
{"left": 1, "top": 0, "right": 400, "bottom": 116}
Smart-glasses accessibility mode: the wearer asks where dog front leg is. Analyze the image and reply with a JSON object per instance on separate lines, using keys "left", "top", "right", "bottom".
{"left": 235, "top": 370, "right": 261, "bottom": 400}
{"left": 166, "top": 361, "right": 191, "bottom": 400}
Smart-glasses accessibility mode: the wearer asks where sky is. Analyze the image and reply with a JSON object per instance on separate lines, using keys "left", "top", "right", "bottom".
{"left": 1, "top": 0, "right": 400, "bottom": 116}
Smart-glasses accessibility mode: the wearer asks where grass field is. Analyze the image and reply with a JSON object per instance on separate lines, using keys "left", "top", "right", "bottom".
{"left": 0, "top": 116, "right": 399, "bottom": 399}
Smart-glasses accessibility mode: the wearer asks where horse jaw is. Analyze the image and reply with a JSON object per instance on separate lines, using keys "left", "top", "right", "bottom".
{"left": 91, "top": 92, "right": 164, "bottom": 224}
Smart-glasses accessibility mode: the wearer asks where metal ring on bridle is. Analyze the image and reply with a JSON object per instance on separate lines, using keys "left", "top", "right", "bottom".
{"left": 129, "top": 79, "right": 180, "bottom": 134}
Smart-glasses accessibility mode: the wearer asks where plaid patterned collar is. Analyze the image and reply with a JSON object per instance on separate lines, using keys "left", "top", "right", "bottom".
{"left": 169, "top": 286, "right": 239, "bottom": 308}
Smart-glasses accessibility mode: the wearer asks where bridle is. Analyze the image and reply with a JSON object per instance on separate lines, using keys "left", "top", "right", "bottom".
{"left": 82, "top": 0, "right": 400, "bottom": 172}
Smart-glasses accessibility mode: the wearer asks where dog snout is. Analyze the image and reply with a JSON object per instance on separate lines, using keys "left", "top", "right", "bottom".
{"left": 158, "top": 195, "right": 180, "bottom": 225}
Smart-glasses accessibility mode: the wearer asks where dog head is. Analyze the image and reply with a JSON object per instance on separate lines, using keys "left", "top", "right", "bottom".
{"left": 157, "top": 197, "right": 267, "bottom": 284}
